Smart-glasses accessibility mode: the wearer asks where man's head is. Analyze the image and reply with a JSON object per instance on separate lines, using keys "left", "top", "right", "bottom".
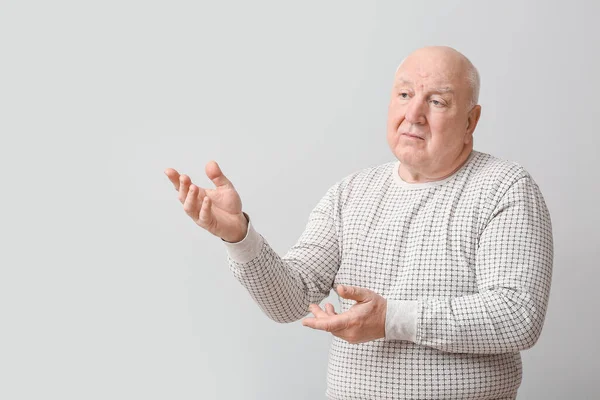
{"left": 386, "top": 46, "right": 482, "bottom": 182}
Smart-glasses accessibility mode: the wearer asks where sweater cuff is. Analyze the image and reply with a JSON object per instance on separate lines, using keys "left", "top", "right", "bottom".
{"left": 222, "top": 212, "right": 264, "bottom": 263}
{"left": 384, "top": 299, "right": 419, "bottom": 342}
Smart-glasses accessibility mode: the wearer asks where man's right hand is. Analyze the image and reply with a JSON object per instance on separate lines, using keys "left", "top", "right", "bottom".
{"left": 164, "top": 161, "right": 249, "bottom": 243}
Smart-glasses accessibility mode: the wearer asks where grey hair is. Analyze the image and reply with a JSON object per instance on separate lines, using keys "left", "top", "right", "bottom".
{"left": 395, "top": 52, "right": 481, "bottom": 109}
{"left": 466, "top": 62, "right": 480, "bottom": 109}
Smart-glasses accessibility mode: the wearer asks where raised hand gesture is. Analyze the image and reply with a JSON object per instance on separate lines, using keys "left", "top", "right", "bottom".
{"left": 164, "top": 161, "right": 248, "bottom": 243}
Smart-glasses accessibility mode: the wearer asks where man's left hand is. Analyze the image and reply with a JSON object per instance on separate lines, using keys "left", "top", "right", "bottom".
{"left": 301, "top": 285, "right": 387, "bottom": 344}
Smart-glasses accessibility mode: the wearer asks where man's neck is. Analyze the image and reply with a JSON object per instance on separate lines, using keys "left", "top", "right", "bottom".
{"left": 399, "top": 147, "right": 473, "bottom": 183}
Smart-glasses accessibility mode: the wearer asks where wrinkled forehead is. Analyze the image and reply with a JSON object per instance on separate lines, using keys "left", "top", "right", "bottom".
{"left": 394, "top": 53, "right": 468, "bottom": 89}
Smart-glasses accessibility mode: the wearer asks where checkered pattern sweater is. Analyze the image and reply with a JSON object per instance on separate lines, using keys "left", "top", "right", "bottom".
{"left": 223, "top": 150, "right": 553, "bottom": 400}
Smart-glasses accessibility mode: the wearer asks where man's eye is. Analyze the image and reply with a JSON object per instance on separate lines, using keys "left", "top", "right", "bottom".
{"left": 399, "top": 92, "right": 409, "bottom": 99}
{"left": 430, "top": 99, "right": 444, "bottom": 107}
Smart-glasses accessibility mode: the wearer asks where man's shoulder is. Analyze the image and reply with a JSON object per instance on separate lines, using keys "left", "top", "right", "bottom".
{"left": 321, "top": 161, "right": 395, "bottom": 208}
{"left": 469, "top": 150, "right": 531, "bottom": 184}
{"left": 467, "top": 151, "right": 539, "bottom": 201}
{"left": 336, "top": 160, "right": 395, "bottom": 188}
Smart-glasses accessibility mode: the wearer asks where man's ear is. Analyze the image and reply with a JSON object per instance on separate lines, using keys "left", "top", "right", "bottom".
{"left": 466, "top": 105, "right": 482, "bottom": 134}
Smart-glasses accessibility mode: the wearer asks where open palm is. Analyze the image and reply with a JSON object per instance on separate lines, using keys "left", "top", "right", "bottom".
{"left": 164, "top": 160, "right": 248, "bottom": 243}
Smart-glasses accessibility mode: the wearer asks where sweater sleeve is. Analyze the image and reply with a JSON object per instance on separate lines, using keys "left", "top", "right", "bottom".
{"left": 386, "top": 174, "right": 554, "bottom": 354}
{"left": 223, "top": 183, "right": 342, "bottom": 323}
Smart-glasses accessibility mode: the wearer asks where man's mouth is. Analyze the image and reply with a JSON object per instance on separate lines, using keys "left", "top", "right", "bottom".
{"left": 401, "top": 132, "right": 425, "bottom": 140}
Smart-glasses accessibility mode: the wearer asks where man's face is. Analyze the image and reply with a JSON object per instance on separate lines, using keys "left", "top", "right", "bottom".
{"left": 386, "top": 50, "right": 476, "bottom": 174}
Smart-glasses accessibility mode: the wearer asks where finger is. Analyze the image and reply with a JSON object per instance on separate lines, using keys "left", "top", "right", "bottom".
{"left": 308, "top": 304, "right": 328, "bottom": 318}
{"left": 183, "top": 185, "right": 201, "bottom": 220}
{"left": 196, "top": 185, "right": 208, "bottom": 203}
{"left": 205, "top": 160, "right": 234, "bottom": 188}
{"left": 198, "top": 194, "right": 214, "bottom": 227}
{"left": 325, "top": 303, "right": 337, "bottom": 316}
{"left": 302, "top": 315, "right": 348, "bottom": 332}
{"left": 164, "top": 168, "right": 181, "bottom": 190}
{"left": 337, "top": 285, "right": 370, "bottom": 302}
{"left": 178, "top": 175, "right": 191, "bottom": 203}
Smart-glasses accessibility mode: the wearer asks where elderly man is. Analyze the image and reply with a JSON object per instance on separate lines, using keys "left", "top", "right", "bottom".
{"left": 165, "top": 46, "right": 553, "bottom": 400}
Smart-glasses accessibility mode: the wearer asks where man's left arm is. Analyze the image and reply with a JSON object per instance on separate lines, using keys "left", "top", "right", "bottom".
{"left": 387, "top": 174, "right": 554, "bottom": 354}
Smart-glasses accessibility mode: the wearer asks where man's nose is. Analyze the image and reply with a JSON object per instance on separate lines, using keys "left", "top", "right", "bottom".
{"left": 404, "top": 98, "right": 427, "bottom": 125}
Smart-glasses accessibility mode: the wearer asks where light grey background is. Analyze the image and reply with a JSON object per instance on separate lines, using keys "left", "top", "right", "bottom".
{"left": 1, "top": 0, "right": 598, "bottom": 399}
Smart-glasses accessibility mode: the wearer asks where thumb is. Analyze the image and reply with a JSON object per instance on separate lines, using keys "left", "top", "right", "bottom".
{"left": 336, "top": 285, "right": 371, "bottom": 302}
{"left": 205, "top": 160, "right": 233, "bottom": 188}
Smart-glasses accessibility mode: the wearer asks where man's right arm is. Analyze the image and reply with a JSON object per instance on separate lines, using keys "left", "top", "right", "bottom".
{"left": 223, "top": 183, "right": 342, "bottom": 324}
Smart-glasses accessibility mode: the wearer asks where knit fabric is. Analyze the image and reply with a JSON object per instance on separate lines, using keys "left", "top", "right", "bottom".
{"left": 223, "top": 150, "right": 553, "bottom": 400}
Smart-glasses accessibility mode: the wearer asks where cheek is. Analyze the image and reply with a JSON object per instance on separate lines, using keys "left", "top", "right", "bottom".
{"left": 428, "top": 117, "right": 462, "bottom": 145}
{"left": 387, "top": 103, "right": 405, "bottom": 128}
{"left": 386, "top": 119, "right": 399, "bottom": 147}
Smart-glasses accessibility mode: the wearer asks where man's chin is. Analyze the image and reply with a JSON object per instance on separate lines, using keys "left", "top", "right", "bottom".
{"left": 395, "top": 145, "right": 424, "bottom": 158}
{"left": 396, "top": 150, "right": 429, "bottom": 170}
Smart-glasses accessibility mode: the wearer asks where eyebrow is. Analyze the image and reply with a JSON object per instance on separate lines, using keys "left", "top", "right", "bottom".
{"left": 394, "top": 79, "right": 454, "bottom": 94}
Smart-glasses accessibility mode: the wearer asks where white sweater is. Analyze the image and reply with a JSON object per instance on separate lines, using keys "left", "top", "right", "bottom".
{"left": 223, "top": 150, "right": 553, "bottom": 400}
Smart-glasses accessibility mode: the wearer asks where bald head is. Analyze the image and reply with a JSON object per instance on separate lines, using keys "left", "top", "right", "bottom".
{"left": 386, "top": 45, "right": 483, "bottom": 182}
{"left": 396, "top": 46, "right": 480, "bottom": 108}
